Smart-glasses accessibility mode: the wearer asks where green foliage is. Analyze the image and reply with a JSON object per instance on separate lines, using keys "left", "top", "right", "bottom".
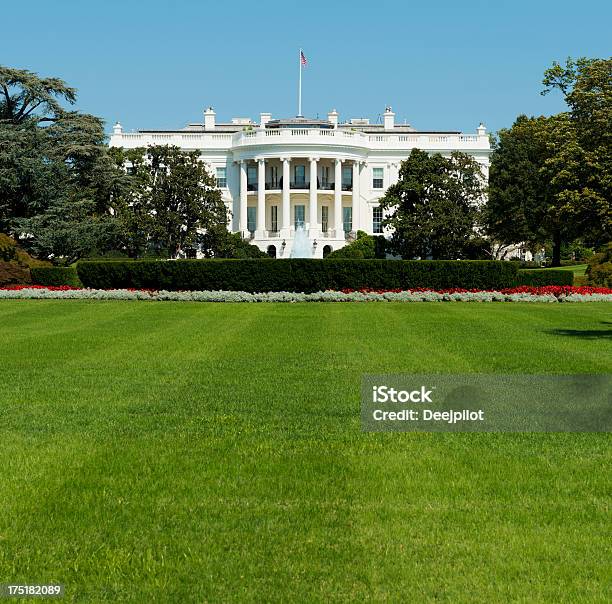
{"left": 516, "top": 269, "right": 573, "bottom": 286}
{"left": 488, "top": 57, "right": 611, "bottom": 266}
{"left": 586, "top": 243, "right": 612, "bottom": 287}
{"left": 0, "top": 233, "right": 17, "bottom": 261}
{"left": 110, "top": 145, "right": 228, "bottom": 259}
{"left": 199, "top": 226, "right": 267, "bottom": 258}
{"left": 379, "top": 149, "right": 485, "bottom": 259}
{"left": 17, "top": 198, "right": 119, "bottom": 265}
{"left": 31, "top": 266, "right": 81, "bottom": 287}
{"left": 326, "top": 231, "right": 386, "bottom": 259}
{"left": 0, "top": 65, "right": 77, "bottom": 125}
{"left": 77, "top": 259, "right": 518, "bottom": 292}
{"left": 0, "top": 65, "right": 127, "bottom": 262}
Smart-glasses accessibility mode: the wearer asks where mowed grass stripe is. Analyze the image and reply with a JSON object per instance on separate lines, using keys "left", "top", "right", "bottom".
{"left": 0, "top": 301, "right": 610, "bottom": 602}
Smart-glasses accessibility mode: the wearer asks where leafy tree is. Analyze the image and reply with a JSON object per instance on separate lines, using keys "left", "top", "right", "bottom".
{"left": 542, "top": 57, "right": 612, "bottom": 248}
{"left": 17, "top": 198, "right": 118, "bottom": 265}
{"left": 0, "top": 65, "right": 76, "bottom": 125}
{"left": 111, "top": 145, "right": 228, "bottom": 258}
{"left": 326, "top": 230, "right": 386, "bottom": 258}
{"left": 489, "top": 57, "right": 611, "bottom": 266}
{"left": 0, "top": 65, "right": 125, "bottom": 262}
{"left": 379, "top": 149, "right": 485, "bottom": 259}
{"left": 199, "top": 226, "right": 267, "bottom": 258}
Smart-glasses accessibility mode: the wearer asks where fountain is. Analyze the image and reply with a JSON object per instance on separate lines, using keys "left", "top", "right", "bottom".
{"left": 290, "top": 224, "right": 312, "bottom": 258}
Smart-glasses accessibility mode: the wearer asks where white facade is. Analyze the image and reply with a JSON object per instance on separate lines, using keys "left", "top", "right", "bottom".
{"left": 109, "top": 107, "right": 491, "bottom": 258}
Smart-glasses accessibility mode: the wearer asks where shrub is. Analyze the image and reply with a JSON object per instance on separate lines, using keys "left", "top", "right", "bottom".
{"left": 0, "top": 234, "right": 17, "bottom": 261}
{"left": 326, "top": 232, "right": 386, "bottom": 259}
{"left": 586, "top": 243, "right": 612, "bottom": 287}
{"left": 77, "top": 259, "right": 518, "bottom": 293}
{"left": 0, "top": 261, "right": 30, "bottom": 285}
{"left": 31, "top": 266, "right": 82, "bottom": 287}
{"left": 516, "top": 269, "right": 573, "bottom": 286}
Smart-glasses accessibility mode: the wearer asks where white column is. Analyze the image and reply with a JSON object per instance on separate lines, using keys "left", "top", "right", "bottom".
{"left": 281, "top": 157, "right": 291, "bottom": 237}
{"left": 309, "top": 157, "right": 318, "bottom": 237}
{"left": 239, "top": 160, "right": 248, "bottom": 236}
{"left": 352, "top": 161, "right": 361, "bottom": 233}
{"left": 256, "top": 158, "right": 266, "bottom": 237}
{"left": 334, "top": 159, "right": 343, "bottom": 238}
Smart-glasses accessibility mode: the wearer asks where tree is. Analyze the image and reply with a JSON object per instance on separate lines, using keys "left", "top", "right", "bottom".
{"left": 0, "top": 65, "right": 125, "bottom": 262}
{"left": 542, "top": 57, "right": 612, "bottom": 248}
{"left": 326, "top": 230, "right": 386, "bottom": 258}
{"left": 379, "top": 149, "right": 485, "bottom": 259}
{"left": 199, "top": 226, "right": 266, "bottom": 258}
{"left": 111, "top": 145, "right": 228, "bottom": 258}
{"left": 487, "top": 79, "right": 611, "bottom": 266}
{"left": 0, "top": 65, "right": 76, "bottom": 125}
{"left": 16, "top": 198, "right": 118, "bottom": 265}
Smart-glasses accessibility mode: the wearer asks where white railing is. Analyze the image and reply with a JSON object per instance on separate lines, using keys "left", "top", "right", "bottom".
{"left": 112, "top": 129, "right": 489, "bottom": 152}
{"left": 232, "top": 129, "right": 488, "bottom": 150}
{"left": 111, "top": 132, "right": 234, "bottom": 149}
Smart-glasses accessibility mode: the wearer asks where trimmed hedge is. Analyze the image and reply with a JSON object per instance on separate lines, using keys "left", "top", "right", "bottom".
{"left": 77, "top": 259, "right": 518, "bottom": 293}
{"left": 516, "top": 269, "right": 573, "bottom": 286}
{"left": 31, "top": 266, "right": 82, "bottom": 287}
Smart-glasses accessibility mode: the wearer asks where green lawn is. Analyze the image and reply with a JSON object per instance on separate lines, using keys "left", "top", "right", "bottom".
{"left": 556, "top": 264, "right": 589, "bottom": 276}
{"left": 1, "top": 301, "right": 610, "bottom": 602}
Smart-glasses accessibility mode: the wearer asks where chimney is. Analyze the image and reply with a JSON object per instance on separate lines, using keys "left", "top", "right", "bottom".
{"left": 477, "top": 122, "right": 487, "bottom": 137}
{"left": 328, "top": 108, "right": 339, "bottom": 128}
{"left": 204, "top": 106, "right": 216, "bottom": 131}
{"left": 383, "top": 106, "right": 395, "bottom": 130}
{"left": 260, "top": 112, "right": 272, "bottom": 128}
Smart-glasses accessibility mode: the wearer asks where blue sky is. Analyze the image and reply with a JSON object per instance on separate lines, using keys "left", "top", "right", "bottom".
{"left": 4, "top": 0, "right": 610, "bottom": 134}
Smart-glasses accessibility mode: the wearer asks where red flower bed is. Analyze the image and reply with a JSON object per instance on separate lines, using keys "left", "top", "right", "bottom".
{"left": 1, "top": 284, "right": 82, "bottom": 291}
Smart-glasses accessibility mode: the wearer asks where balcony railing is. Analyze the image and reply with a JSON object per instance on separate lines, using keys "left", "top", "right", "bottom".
{"left": 290, "top": 181, "right": 309, "bottom": 189}
{"left": 265, "top": 182, "right": 281, "bottom": 190}
{"left": 232, "top": 129, "right": 488, "bottom": 151}
{"left": 319, "top": 183, "right": 334, "bottom": 190}
{"left": 342, "top": 183, "right": 353, "bottom": 191}
{"left": 247, "top": 183, "right": 258, "bottom": 192}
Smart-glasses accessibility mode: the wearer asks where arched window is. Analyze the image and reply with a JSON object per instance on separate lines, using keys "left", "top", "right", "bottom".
{"left": 323, "top": 245, "right": 332, "bottom": 258}
{"left": 267, "top": 245, "right": 277, "bottom": 258}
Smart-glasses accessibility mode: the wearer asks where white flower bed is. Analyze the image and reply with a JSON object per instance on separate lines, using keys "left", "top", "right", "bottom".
{"left": 1, "top": 287, "right": 611, "bottom": 303}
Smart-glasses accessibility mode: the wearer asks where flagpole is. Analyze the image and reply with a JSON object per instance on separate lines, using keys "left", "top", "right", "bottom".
{"left": 298, "top": 48, "right": 302, "bottom": 117}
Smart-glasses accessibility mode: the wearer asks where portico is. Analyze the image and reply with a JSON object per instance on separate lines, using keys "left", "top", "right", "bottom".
{"left": 237, "top": 156, "right": 360, "bottom": 247}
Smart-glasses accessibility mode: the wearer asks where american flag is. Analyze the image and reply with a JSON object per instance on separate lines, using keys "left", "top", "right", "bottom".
{"left": 300, "top": 50, "right": 307, "bottom": 67}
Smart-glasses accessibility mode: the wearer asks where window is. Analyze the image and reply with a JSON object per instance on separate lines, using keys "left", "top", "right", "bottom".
{"left": 294, "top": 164, "right": 305, "bottom": 185}
{"left": 372, "top": 167, "right": 384, "bottom": 189}
{"left": 342, "top": 166, "right": 352, "bottom": 190}
{"left": 321, "top": 206, "right": 329, "bottom": 232}
{"left": 247, "top": 207, "right": 256, "bottom": 233}
{"left": 216, "top": 167, "right": 227, "bottom": 188}
{"left": 126, "top": 165, "right": 136, "bottom": 175}
{"left": 271, "top": 206, "right": 278, "bottom": 232}
{"left": 268, "top": 166, "right": 279, "bottom": 188}
{"left": 247, "top": 165, "right": 257, "bottom": 185}
{"left": 321, "top": 166, "right": 330, "bottom": 187}
{"left": 343, "top": 207, "right": 352, "bottom": 233}
{"left": 294, "top": 204, "right": 305, "bottom": 228}
{"left": 373, "top": 206, "right": 383, "bottom": 234}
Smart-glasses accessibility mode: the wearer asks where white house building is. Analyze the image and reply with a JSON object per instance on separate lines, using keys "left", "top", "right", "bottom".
{"left": 109, "top": 107, "right": 491, "bottom": 258}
